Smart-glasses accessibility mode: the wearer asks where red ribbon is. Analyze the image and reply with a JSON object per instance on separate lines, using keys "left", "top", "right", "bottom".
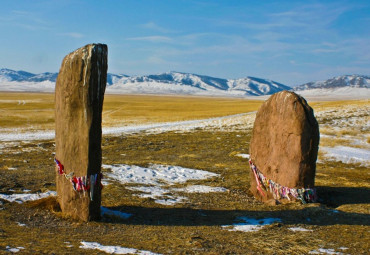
{"left": 250, "top": 160, "right": 266, "bottom": 197}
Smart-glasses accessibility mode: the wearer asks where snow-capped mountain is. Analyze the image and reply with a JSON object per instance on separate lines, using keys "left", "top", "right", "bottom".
{"left": 293, "top": 75, "right": 370, "bottom": 100}
{"left": 107, "top": 71, "right": 291, "bottom": 96}
{"left": 0, "top": 69, "right": 291, "bottom": 96}
{"left": 0, "top": 68, "right": 122, "bottom": 85}
{"left": 294, "top": 75, "right": 370, "bottom": 90}
{"left": 228, "top": 76, "right": 290, "bottom": 96}
{"left": 0, "top": 68, "right": 39, "bottom": 82}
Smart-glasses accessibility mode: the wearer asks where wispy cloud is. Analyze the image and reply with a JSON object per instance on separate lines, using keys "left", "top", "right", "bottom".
{"left": 0, "top": 10, "right": 50, "bottom": 31}
{"left": 126, "top": 36, "right": 173, "bottom": 43}
{"left": 59, "top": 32, "right": 84, "bottom": 39}
{"left": 140, "top": 22, "right": 175, "bottom": 33}
{"left": 269, "top": 3, "right": 350, "bottom": 27}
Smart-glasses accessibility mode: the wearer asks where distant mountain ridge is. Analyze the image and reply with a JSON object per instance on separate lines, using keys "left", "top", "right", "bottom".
{"left": 108, "top": 71, "right": 291, "bottom": 96}
{"left": 294, "top": 75, "right": 370, "bottom": 90}
{"left": 1, "top": 68, "right": 368, "bottom": 98}
{"left": 0, "top": 68, "right": 291, "bottom": 96}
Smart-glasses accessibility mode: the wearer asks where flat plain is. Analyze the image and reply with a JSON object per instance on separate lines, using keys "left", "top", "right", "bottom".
{"left": 0, "top": 92, "right": 369, "bottom": 254}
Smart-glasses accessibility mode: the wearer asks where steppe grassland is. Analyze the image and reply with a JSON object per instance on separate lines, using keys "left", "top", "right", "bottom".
{"left": 0, "top": 93, "right": 55, "bottom": 131}
{"left": 0, "top": 92, "right": 263, "bottom": 131}
{"left": 0, "top": 92, "right": 369, "bottom": 254}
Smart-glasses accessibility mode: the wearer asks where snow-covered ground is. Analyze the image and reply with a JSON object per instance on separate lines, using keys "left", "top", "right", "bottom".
{"left": 0, "top": 191, "right": 56, "bottom": 204}
{"left": 321, "top": 146, "right": 370, "bottom": 167}
{"left": 295, "top": 87, "right": 370, "bottom": 100}
{"left": 0, "top": 81, "right": 55, "bottom": 93}
{"left": 316, "top": 104, "right": 370, "bottom": 167}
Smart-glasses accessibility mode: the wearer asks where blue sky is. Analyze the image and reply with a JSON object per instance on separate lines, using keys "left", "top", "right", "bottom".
{"left": 0, "top": 0, "right": 369, "bottom": 85}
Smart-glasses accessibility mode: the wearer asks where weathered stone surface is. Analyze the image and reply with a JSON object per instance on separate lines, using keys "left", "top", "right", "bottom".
{"left": 249, "top": 91, "right": 319, "bottom": 203}
{"left": 55, "top": 44, "right": 107, "bottom": 221}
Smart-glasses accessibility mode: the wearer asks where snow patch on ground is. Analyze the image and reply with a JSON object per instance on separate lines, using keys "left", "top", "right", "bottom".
{"left": 103, "top": 164, "right": 219, "bottom": 185}
{"left": 222, "top": 217, "right": 281, "bottom": 232}
{"left": 0, "top": 191, "right": 56, "bottom": 204}
{"left": 309, "top": 248, "right": 346, "bottom": 254}
{"left": 80, "top": 241, "right": 161, "bottom": 255}
{"left": 5, "top": 246, "right": 25, "bottom": 253}
{"left": 126, "top": 186, "right": 187, "bottom": 205}
{"left": 16, "top": 222, "right": 26, "bottom": 227}
{"left": 235, "top": 153, "right": 250, "bottom": 159}
{"left": 288, "top": 227, "right": 312, "bottom": 232}
{"left": 172, "top": 185, "right": 228, "bottom": 193}
{"left": 321, "top": 146, "right": 370, "bottom": 167}
{"left": 103, "top": 164, "right": 226, "bottom": 205}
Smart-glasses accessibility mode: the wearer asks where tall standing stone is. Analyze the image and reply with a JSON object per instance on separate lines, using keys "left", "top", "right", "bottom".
{"left": 55, "top": 44, "right": 107, "bottom": 221}
{"left": 249, "top": 91, "right": 319, "bottom": 204}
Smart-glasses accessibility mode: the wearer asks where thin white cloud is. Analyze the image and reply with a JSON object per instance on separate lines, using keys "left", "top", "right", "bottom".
{"left": 217, "top": 20, "right": 289, "bottom": 30}
{"left": 0, "top": 10, "right": 50, "bottom": 31}
{"left": 59, "top": 32, "right": 84, "bottom": 39}
{"left": 146, "top": 55, "right": 167, "bottom": 64}
{"left": 141, "top": 21, "right": 175, "bottom": 33}
{"left": 126, "top": 36, "right": 173, "bottom": 43}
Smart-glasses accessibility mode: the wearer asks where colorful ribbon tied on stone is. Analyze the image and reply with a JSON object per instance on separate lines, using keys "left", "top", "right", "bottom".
{"left": 249, "top": 160, "right": 317, "bottom": 203}
{"left": 54, "top": 158, "right": 103, "bottom": 200}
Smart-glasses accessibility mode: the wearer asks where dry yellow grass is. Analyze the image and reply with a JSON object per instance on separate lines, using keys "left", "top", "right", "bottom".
{"left": 102, "top": 94, "right": 262, "bottom": 127}
{"left": 0, "top": 92, "right": 262, "bottom": 130}
{"left": 0, "top": 92, "right": 55, "bottom": 131}
{"left": 310, "top": 99, "right": 369, "bottom": 110}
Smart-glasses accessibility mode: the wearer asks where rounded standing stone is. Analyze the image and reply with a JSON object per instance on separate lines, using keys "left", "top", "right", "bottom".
{"left": 249, "top": 91, "right": 319, "bottom": 203}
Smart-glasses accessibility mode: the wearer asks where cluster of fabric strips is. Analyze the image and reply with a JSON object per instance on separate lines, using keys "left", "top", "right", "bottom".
{"left": 249, "top": 160, "right": 316, "bottom": 203}
{"left": 54, "top": 158, "right": 103, "bottom": 201}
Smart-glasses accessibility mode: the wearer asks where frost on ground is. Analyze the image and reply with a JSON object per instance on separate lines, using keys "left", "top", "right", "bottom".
{"left": 0, "top": 140, "right": 50, "bottom": 155}
{"left": 80, "top": 241, "right": 161, "bottom": 255}
{"left": 222, "top": 217, "right": 281, "bottom": 232}
{"left": 103, "top": 164, "right": 227, "bottom": 205}
{"left": 0, "top": 191, "right": 56, "bottom": 204}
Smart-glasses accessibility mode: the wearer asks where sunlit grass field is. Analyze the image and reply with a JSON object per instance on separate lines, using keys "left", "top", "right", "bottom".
{"left": 0, "top": 92, "right": 369, "bottom": 254}
{"left": 0, "top": 92, "right": 263, "bottom": 130}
